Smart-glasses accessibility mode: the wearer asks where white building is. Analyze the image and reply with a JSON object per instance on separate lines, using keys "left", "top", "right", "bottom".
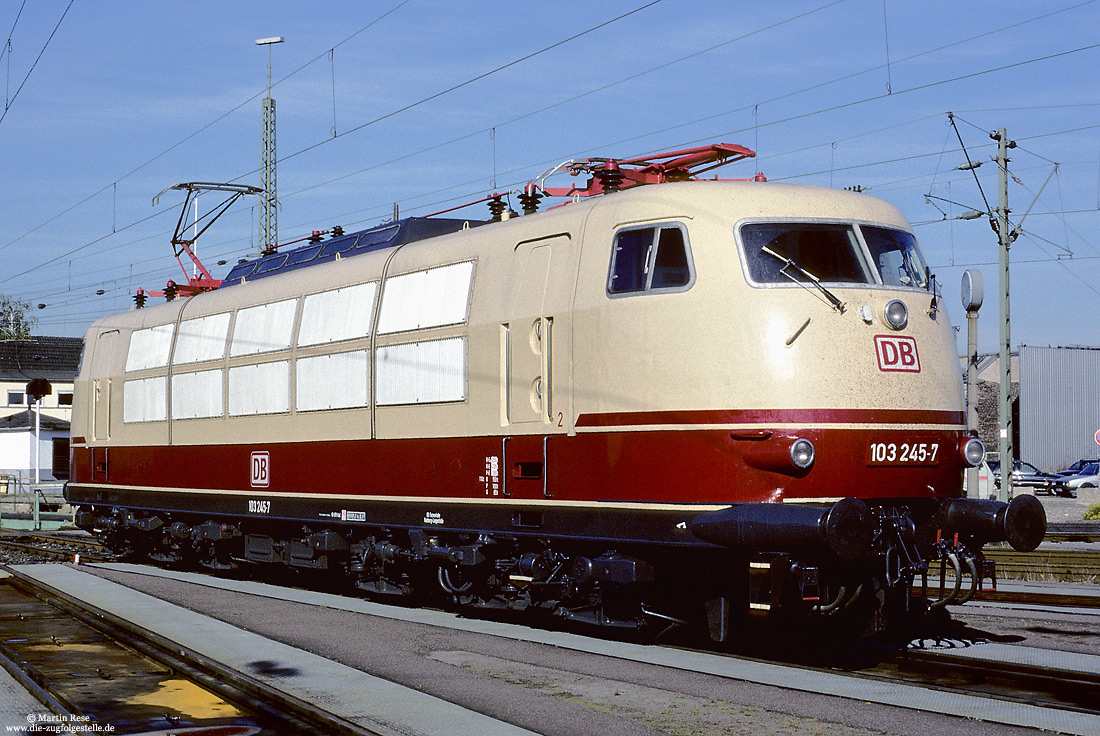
{"left": 0, "top": 337, "right": 83, "bottom": 480}
{"left": 0, "top": 410, "right": 70, "bottom": 481}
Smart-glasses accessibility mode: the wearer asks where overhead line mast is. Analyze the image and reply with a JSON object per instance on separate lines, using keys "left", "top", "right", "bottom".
{"left": 257, "top": 36, "right": 285, "bottom": 256}
{"left": 992, "top": 128, "right": 1017, "bottom": 503}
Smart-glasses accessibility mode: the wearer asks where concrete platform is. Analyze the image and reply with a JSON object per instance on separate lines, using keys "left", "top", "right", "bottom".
{"left": 75, "top": 562, "right": 1100, "bottom": 736}
{"left": 9, "top": 564, "right": 536, "bottom": 736}
{"left": 0, "top": 663, "right": 52, "bottom": 733}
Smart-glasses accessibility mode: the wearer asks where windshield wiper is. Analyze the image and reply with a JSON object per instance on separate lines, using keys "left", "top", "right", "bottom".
{"left": 761, "top": 245, "right": 846, "bottom": 313}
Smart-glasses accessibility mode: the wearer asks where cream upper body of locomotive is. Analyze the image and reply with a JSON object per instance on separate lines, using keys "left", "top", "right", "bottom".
{"left": 72, "top": 180, "right": 962, "bottom": 452}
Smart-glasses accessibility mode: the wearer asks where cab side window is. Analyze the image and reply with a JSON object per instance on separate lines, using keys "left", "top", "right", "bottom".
{"left": 608, "top": 224, "right": 693, "bottom": 296}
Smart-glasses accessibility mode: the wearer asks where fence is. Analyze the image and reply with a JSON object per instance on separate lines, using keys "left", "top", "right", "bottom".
{"left": 0, "top": 474, "right": 74, "bottom": 531}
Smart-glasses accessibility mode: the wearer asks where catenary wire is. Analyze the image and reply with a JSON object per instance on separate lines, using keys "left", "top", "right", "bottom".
{"left": 0, "top": 0, "right": 73, "bottom": 126}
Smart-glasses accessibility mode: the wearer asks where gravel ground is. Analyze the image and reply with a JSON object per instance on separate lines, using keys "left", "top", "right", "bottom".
{"left": 1033, "top": 493, "right": 1097, "bottom": 523}
{"left": 77, "top": 564, "right": 1056, "bottom": 736}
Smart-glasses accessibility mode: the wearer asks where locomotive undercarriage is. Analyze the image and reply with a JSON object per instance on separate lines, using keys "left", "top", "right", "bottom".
{"left": 74, "top": 492, "right": 1045, "bottom": 640}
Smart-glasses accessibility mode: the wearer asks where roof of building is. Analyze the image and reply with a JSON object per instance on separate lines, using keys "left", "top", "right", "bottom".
{"left": 0, "top": 409, "right": 70, "bottom": 431}
{"left": 0, "top": 336, "right": 83, "bottom": 382}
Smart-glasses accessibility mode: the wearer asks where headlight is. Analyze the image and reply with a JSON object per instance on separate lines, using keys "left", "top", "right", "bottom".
{"left": 790, "top": 439, "right": 815, "bottom": 469}
{"left": 884, "top": 300, "right": 908, "bottom": 330}
{"left": 962, "top": 438, "right": 985, "bottom": 467}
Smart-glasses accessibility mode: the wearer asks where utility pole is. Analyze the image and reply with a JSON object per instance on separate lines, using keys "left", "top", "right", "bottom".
{"left": 256, "top": 36, "right": 284, "bottom": 255}
{"left": 992, "top": 128, "right": 1016, "bottom": 502}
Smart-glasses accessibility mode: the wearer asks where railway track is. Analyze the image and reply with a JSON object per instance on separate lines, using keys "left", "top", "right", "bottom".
{"left": 984, "top": 547, "right": 1100, "bottom": 582}
{"left": 868, "top": 640, "right": 1100, "bottom": 716}
{"left": 0, "top": 566, "right": 384, "bottom": 736}
{"left": 0, "top": 532, "right": 112, "bottom": 563}
{"left": 1045, "top": 521, "right": 1100, "bottom": 544}
{"left": 76, "top": 561, "right": 1100, "bottom": 736}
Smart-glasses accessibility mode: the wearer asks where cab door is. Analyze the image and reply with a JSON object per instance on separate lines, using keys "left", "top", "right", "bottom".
{"left": 503, "top": 234, "right": 573, "bottom": 497}
{"left": 86, "top": 329, "right": 120, "bottom": 482}
{"left": 89, "top": 329, "right": 119, "bottom": 443}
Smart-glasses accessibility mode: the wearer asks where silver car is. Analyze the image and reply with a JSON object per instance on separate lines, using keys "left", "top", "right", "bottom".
{"left": 1063, "top": 462, "right": 1100, "bottom": 498}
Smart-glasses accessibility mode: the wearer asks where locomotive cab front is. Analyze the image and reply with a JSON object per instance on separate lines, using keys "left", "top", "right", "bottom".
{"left": 571, "top": 181, "right": 1044, "bottom": 635}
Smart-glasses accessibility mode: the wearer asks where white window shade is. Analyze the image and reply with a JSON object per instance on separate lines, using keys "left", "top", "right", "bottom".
{"left": 377, "top": 261, "right": 474, "bottom": 334}
{"left": 296, "top": 351, "right": 369, "bottom": 411}
{"left": 376, "top": 337, "right": 466, "bottom": 405}
{"left": 174, "top": 313, "right": 231, "bottom": 364}
{"left": 123, "top": 376, "right": 167, "bottom": 423}
{"left": 231, "top": 299, "right": 297, "bottom": 356}
{"left": 229, "top": 362, "right": 290, "bottom": 416}
{"left": 172, "top": 369, "right": 224, "bottom": 419}
{"left": 299, "top": 282, "right": 377, "bottom": 347}
{"left": 125, "top": 324, "right": 174, "bottom": 372}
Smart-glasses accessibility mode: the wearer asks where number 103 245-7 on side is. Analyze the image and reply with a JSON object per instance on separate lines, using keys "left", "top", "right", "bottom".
{"left": 868, "top": 441, "right": 940, "bottom": 466}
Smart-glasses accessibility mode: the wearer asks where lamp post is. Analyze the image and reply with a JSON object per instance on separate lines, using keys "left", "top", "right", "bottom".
{"left": 256, "top": 36, "right": 284, "bottom": 255}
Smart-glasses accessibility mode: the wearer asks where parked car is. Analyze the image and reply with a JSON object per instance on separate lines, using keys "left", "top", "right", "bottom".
{"left": 1061, "top": 462, "right": 1100, "bottom": 498}
{"left": 988, "top": 459, "right": 1068, "bottom": 496}
{"left": 1056, "top": 458, "right": 1100, "bottom": 477}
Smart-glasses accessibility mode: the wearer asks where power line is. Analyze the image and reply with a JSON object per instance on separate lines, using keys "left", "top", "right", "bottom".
{"left": 0, "top": 0, "right": 412, "bottom": 258}
{"left": 1, "top": 0, "right": 664, "bottom": 271}
{"left": 3, "top": 0, "right": 671, "bottom": 284}
{"left": 8, "top": 2, "right": 1100, "bottom": 316}
{"left": 1, "top": 0, "right": 28, "bottom": 108}
{"left": 285, "top": 0, "right": 852, "bottom": 201}
{"left": 229, "top": 0, "right": 669, "bottom": 183}
{"left": 0, "top": 0, "right": 73, "bottom": 126}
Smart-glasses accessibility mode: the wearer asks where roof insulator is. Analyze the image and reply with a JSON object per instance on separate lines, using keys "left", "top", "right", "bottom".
{"left": 487, "top": 196, "right": 506, "bottom": 222}
{"left": 598, "top": 164, "right": 624, "bottom": 193}
{"left": 518, "top": 189, "right": 542, "bottom": 215}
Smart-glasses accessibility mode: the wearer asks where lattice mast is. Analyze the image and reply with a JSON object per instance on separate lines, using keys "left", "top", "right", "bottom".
{"left": 257, "top": 36, "right": 284, "bottom": 256}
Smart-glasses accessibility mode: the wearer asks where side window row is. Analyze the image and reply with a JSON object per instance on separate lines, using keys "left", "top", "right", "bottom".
{"left": 608, "top": 224, "right": 693, "bottom": 295}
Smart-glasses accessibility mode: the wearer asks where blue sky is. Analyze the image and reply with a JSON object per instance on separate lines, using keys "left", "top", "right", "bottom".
{"left": 0, "top": 0, "right": 1097, "bottom": 356}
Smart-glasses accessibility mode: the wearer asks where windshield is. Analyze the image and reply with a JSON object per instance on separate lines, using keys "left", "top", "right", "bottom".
{"left": 741, "top": 223, "right": 869, "bottom": 284}
{"left": 862, "top": 226, "right": 929, "bottom": 289}
{"left": 739, "top": 222, "right": 930, "bottom": 290}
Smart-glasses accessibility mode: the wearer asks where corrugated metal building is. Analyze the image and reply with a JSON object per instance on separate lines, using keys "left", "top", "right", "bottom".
{"left": 1019, "top": 345, "right": 1100, "bottom": 471}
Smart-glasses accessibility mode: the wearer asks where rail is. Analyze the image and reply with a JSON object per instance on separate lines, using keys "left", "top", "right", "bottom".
{"left": 984, "top": 547, "right": 1100, "bottom": 582}
{"left": 3, "top": 565, "right": 382, "bottom": 735}
{"left": 1045, "top": 522, "right": 1100, "bottom": 544}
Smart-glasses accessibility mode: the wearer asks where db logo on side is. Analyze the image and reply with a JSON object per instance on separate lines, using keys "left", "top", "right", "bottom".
{"left": 250, "top": 451, "right": 271, "bottom": 487}
{"left": 875, "top": 335, "right": 920, "bottom": 373}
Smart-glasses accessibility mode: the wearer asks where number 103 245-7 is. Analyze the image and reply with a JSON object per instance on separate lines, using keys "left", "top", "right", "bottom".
{"left": 868, "top": 441, "right": 939, "bottom": 465}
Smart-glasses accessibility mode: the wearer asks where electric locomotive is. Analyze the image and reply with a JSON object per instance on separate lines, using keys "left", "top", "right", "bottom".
{"left": 67, "top": 145, "right": 1045, "bottom": 638}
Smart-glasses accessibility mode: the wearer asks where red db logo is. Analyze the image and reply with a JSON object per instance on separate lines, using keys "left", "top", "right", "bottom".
{"left": 874, "top": 335, "right": 920, "bottom": 373}
{"left": 250, "top": 451, "right": 270, "bottom": 487}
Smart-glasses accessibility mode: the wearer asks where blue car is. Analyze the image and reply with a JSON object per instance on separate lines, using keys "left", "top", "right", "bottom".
{"left": 1061, "top": 462, "right": 1100, "bottom": 499}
